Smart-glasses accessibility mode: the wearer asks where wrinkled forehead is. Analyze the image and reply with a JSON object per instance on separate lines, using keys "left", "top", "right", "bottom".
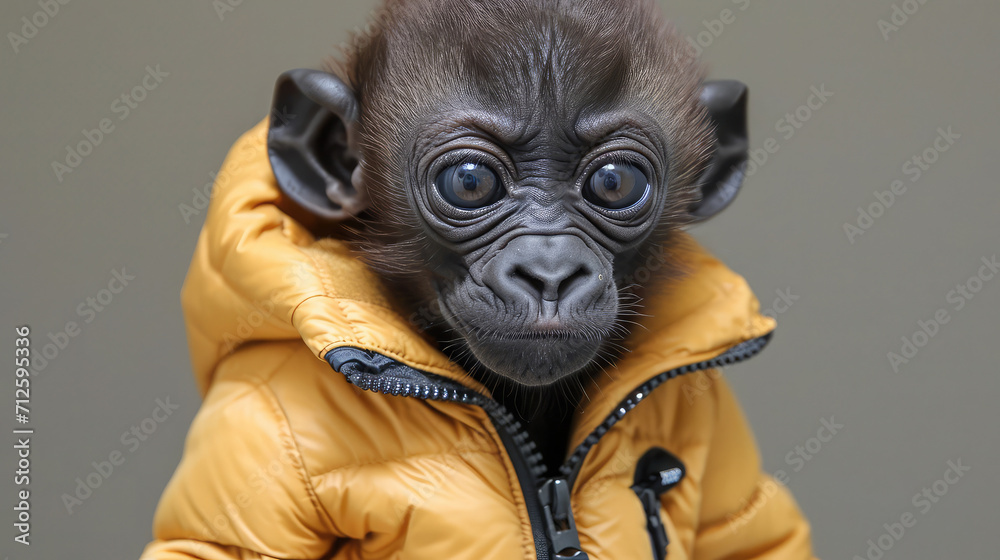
{"left": 362, "top": 0, "right": 703, "bottom": 158}
{"left": 444, "top": 26, "right": 670, "bottom": 136}
{"left": 374, "top": 0, "right": 677, "bottom": 110}
{"left": 457, "top": 18, "right": 636, "bottom": 115}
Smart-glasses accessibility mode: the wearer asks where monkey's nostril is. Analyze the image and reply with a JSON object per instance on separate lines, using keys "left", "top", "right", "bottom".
{"left": 513, "top": 265, "right": 550, "bottom": 301}
{"left": 513, "top": 264, "right": 591, "bottom": 303}
{"left": 559, "top": 267, "right": 591, "bottom": 300}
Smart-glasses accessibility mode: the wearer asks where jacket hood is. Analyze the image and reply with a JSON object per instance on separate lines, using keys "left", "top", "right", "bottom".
{"left": 181, "top": 120, "right": 775, "bottom": 435}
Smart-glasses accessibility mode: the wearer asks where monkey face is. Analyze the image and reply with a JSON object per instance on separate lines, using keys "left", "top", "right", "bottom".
{"left": 400, "top": 108, "right": 673, "bottom": 385}
{"left": 266, "top": 0, "right": 750, "bottom": 387}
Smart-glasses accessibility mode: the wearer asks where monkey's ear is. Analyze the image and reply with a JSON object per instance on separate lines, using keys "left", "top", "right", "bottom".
{"left": 690, "top": 80, "right": 749, "bottom": 222}
{"left": 267, "top": 69, "right": 367, "bottom": 225}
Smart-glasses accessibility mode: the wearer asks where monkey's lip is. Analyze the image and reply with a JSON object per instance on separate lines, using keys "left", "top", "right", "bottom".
{"left": 467, "top": 325, "right": 596, "bottom": 342}
{"left": 482, "top": 331, "right": 588, "bottom": 341}
{"left": 461, "top": 316, "right": 603, "bottom": 342}
{"left": 463, "top": 332, "right": 602, "bottom": 386}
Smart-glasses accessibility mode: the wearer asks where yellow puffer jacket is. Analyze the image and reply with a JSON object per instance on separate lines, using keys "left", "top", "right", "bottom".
{"left": 140, "top": 121, "right": 815, "bottom": 560}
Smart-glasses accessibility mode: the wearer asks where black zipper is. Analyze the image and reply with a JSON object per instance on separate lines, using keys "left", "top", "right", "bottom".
{"left": 327, "top": 332, "right": 771, "bottom": 559}
{"left": 329, "top": 349, "right": 553, "bottom": 558}
{"left": 560, "top": 334, "right": 772, "bottom": 487}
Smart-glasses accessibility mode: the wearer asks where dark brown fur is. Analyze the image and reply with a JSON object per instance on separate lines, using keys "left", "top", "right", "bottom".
{"left": 330, "top": 0, "right": 712, "bottom": 318}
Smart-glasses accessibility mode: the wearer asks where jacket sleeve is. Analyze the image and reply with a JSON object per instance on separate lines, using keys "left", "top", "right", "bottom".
{"left": 139, "top": 379, "right": 338, "bottom": 560}
{"left": 691, "top": 373, "right": 817, "bottom": 559}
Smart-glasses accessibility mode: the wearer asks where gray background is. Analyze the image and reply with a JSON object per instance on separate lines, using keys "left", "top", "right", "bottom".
{"left": 1, "top": 0, "right": 997, "bottom": 558}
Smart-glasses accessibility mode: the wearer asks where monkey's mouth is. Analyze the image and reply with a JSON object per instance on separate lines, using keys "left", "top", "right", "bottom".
{"left": 480, "top": 329, "right": 590, "bottom": 342}
{"left": 435, "top": 287, "right": 617, "bottom": 385}
{"left": 468, "top": 335, "right": 601, "bottom": 386}
{"left": 451, "top": 323, "right": 606, "bottom": 386}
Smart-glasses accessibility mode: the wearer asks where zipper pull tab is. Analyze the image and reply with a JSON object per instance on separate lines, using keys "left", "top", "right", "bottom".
{"left": 538, "top": 478, "right": 589, "bottom": 559}
{"left": 636, "top": 487, "right": 669, "bottom": 560}
{"left": 631, "top": 447, "right": 687, "bottom": 560}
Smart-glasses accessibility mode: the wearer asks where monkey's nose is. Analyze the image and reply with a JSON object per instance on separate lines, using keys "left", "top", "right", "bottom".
{"left": 484, "top": 235, "right": 606, "bottom": 318}
{"left": 513, "top": 260, "right": 590, "bottom": 304}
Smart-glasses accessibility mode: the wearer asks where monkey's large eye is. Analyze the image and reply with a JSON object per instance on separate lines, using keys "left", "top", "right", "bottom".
{"left": 435, "top": 163, "right": 503, "bottom": 209}
{"left": 584, "top": 163, "right": 649, "bottom": 210}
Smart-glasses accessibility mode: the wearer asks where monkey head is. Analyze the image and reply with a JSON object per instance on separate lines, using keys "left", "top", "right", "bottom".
{"left": 266, "top": 0, "right": 749, "bottom": 387}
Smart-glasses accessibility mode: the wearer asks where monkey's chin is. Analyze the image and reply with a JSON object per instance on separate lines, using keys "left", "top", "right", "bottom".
{"left": 464, "top": 336, "right": 601, "bottom": 387}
